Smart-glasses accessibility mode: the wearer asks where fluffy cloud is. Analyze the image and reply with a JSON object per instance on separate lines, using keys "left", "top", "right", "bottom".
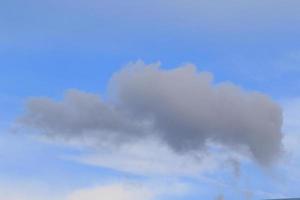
{"left": 20, "top": 89, "right": 141, "bottom": 144}
{"left": 19, "top": 61, "right": 283, "bottom": 166}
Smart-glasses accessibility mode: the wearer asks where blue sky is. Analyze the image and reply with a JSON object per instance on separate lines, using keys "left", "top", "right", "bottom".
{"left": 1, "top": 0, "right": 300, "bottom": 200}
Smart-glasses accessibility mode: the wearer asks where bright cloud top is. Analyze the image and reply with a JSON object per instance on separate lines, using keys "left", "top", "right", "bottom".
{"left": 19, "top": 61, "right": 283, "bottom": 166}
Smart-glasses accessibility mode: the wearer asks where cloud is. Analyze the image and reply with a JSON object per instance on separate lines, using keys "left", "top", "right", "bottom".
{"left": 19, "top": 89, "right": 141, "bottom": 144}
{"left": 280, "top": 98, "right": 300, "bottom": 191}
{"left": 69, "top": 139, "right": 244, "bottom": 177}
{"left": 227, "top": 158, "right": 241, "bottom": 178}
{"left": 19, "top": 61, "right": 283, "bottom": 166}
{"left": 67, "top": 183, "right": 153, "bottom": 200}
{"left": 111, "top": 61, "right": 283, "bottom": 165}
{"left": 215, "top": 194, "right": 225, "bottom": 200}
{"left": 0, "top": 179, "right": 189, "bottom": 200}
{"left": 66, "top": 179, "right": 190, "bottom": 200}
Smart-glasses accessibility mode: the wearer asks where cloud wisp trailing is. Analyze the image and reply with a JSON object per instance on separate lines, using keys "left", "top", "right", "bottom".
{"left": 18, "top": 61, "right": 283, "bottom": 166}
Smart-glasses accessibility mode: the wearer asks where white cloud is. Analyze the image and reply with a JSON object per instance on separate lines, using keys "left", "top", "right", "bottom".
{"left": 66, "top": 179, "right": 191, "bottom": 200}
{"left": 271, "top": 98, "right": 300, "bottom": 195}
{"left": 69, "top": 139, "right": 247, "bottom": 177}
{"left": 0, "top": 179, "right": 191, "bottom": 200}
{"left": 67, "top": 183, "right": 153, "bottom": 200}
{"left": 282, "top": 98, "right": 300, "bottom": 163}
{"left": 0, "top": 172, "right": 194, "bottom": 200}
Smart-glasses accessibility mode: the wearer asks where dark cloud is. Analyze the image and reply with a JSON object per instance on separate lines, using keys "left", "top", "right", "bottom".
{"left": 18, "top": 61, "right": 283, "bottom": 165}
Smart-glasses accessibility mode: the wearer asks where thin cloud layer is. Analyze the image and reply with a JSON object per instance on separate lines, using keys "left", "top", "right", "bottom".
{"left": 67, "top": 184, "right": 153, "bottom": 200}
{"left": 19, "top": 61, "right": 283, "bottom": 165}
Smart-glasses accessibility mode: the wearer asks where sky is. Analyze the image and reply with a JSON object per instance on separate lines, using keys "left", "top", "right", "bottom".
{"left": 1, "top": 0, "right": 300, "bottom": 199}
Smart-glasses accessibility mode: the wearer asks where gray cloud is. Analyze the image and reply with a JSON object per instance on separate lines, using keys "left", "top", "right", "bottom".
{"left": 227, "top": 158, "right": 241, "bottom": 178}
{"left": 19, "top": 90, "right": 144, "bottom": 144}
{"left": 215, "top": 194, "right": 225, "bottom": 200}
{"left": 19, "top": 61, "right": 283, "bottom": 165}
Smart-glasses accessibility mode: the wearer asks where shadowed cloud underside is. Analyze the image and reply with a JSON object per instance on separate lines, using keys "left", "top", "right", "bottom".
{"left": 19, "top": 61, "right": 283, "bottom": 165}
